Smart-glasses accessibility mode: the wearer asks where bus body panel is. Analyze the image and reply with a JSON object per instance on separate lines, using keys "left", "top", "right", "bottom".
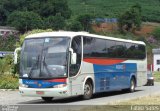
{"left": 81, "top": 60, "right": 137, "bottom": 93}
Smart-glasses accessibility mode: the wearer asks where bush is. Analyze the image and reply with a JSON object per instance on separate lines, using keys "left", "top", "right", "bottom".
{"left": 0, "top": 75, "right": 18, "bottom": 89}
{"left": 0, "top": 55, "right": 16, "bottom": 76}
{"left": 152, "top": 27, "right": 160, "bottom": 40}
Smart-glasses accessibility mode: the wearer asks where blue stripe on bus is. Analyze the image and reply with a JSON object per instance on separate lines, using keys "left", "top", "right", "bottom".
{"left": 22, "top": 79, "right": 65, "bottom": 88}
{"left": 93, "top": 63, "right": 137, "bottom": 93}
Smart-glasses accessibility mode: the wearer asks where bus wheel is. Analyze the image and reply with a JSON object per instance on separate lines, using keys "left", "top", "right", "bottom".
{"left": 83, "top": 81, "right": 93, "bottom": 100}
{"left": 41, "top": 97, "right": 53, "bottom": 102}
{"left": 129, "top": 78, "right": 136, "bottom": 93}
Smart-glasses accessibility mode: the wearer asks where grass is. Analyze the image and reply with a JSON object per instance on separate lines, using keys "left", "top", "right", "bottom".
{"left": 75, "top": 106, "right": 131, "bottom": 111}
{"left": 153, "top": 71, "right": 160, "bottom": 82}
{"left": 68, "top": 0, "right": 160, "bottom": 22}
{"left": 76, "top": 95, "right": 160, "bottom": 111}
{"left": 116, "top": 95, "right": 160, "bottom": 105}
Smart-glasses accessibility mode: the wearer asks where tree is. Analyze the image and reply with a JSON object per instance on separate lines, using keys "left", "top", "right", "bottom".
{"left": 0, "top": 5, "right": 7, "bottom": 25}
{"left": 39, "top": 0, "right": 71, "bottom": 19}
{"left": 77, "top": 14, "right": 93, "bottom": 31}
{"left": 44, "top": 13, "right": 65, "bottom": 30}
{"left": 67, "top": 20, "right": 83, "bottom": 31}
{"left": 118, "top": 3, "right": 142, "bottom": 33}
{"left": 7, "top": 11, "right": 43, "bottom": 33}
{"left": 0, "top": 0, "right": 71, "bottom": 33}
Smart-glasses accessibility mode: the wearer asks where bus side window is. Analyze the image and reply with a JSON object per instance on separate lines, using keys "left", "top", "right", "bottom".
{"left": 70, "top": 36, "right": 82, "bottom": 77}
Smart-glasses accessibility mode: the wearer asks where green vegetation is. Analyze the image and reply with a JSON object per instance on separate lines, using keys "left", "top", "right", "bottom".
{"left": 68, "top": 0, "right": 160, "bottom": 22}
{"left": 0, "top": 33, "right": 18, "bottom": 51}
{"left": 44, "top": 13, "right": 65, "bottom": 30}
{"left": 77, "top": 94, "right": 160, "bottom": 111}
{"left": 0, "top": 0, "right": 71, "bottom": 33}
{"left": 118, "top": 3, "right": 142, "bottom": 33}
{"left": 0, "top": 55, "right": 16, "bottom": 76}
{"left": 0, "top": 55, "right": 19, "bottom": 89}
{"left": 153, "top": 72, "right": 160, "bottom": 82}
{"left": 77, "top": 106, "right": 131, "bottom": 111}
{"left": 116, "top": 95, "right": 160, "bottom": 105}
{"left": 152, "top": 27, "right": 160, "bottom": 40}
{"left": 67, "top": 19, "right": 83, "bottom": 31}
{"left": 7, "top": 11, "right": 43, "bottom": 33}
{"left": 77, "top": 14, "right": 93, "bottom": 31}
{"left": 0, "top": 75, "right": 18, "bottom": 89}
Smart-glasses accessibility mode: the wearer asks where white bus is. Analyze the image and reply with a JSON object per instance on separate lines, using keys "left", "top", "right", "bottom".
{"left": 14, "top": 31, "right": 147, "bottom": 102}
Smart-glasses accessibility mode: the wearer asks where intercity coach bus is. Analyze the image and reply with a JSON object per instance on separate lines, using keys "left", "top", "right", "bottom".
{"left": 14, "top": 31, "right": 147, "bottom": 102}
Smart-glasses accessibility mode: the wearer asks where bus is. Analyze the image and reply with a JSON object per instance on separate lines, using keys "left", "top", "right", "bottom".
{"left": 14, "top": 31, "right": 147, "bottom": 102}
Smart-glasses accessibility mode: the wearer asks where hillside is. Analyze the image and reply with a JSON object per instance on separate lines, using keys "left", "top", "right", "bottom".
{"left": 68, "top": 0, "right": 160, "bottom": 22}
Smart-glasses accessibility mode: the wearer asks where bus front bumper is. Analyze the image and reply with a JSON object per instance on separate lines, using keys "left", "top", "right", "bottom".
{"left": 19, "top": 86, "right": 71, "bottom": 97}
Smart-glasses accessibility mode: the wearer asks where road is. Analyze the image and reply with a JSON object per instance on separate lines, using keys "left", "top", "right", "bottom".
{"left": 1, "top": 83, "right": 160, "bottom": 111}
{"left": 0, "top": 83, "right": 160, "bottom": 105}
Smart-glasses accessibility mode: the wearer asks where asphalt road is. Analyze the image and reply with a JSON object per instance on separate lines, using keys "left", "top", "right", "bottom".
{"left": 0, "top": 83, "right": 160, "bottom": 105}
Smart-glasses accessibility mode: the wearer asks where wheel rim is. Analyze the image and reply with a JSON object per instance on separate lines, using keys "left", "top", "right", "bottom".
{"left": 84, "top": 84, "right": 91, "bottom": 96}
{"left": 131, "top": 80, "right": 135, "bottom": 90}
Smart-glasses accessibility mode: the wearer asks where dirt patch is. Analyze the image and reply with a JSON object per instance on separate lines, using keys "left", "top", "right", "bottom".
{"left": 92, "top": 22, "right": 160, "bottom": 36}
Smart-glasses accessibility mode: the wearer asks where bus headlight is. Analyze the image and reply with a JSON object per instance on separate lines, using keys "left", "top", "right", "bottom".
{"left": 53, "top": 84, "right": 67, "bottom": 88}
{"left": 19, "top": 83, "right": 28, "bottom": 88}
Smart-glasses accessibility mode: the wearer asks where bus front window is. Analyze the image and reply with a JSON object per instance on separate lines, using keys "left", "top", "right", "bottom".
{"left": 20, "top": 37, "right": 70, "bottom": 79}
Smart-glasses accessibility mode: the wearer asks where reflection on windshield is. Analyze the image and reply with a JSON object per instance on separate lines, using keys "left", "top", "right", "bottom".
{"left": 20, "top": 37, "right": 70, "bottom": 79}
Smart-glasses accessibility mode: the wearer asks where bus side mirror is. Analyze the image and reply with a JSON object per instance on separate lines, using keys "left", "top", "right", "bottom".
{"left": 69, "top": 48, "right": 77, "bottom": 65}
{"left": 14, "top": 47, "right": 21, "bottom": 64}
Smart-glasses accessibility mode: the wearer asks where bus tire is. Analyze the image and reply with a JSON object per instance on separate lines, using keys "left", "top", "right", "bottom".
{"left": 128, "top": 77, "right": 136, "bottom": 93}
{"left": 83, "top": 81, "right": 93, "bottom": 100}
{"left": 41, "top": 97, "right": 53, "bottom": 102}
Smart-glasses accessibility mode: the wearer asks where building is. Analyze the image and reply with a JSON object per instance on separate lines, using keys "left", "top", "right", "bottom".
{"left": 0, "top": 26, "right": 17, "bottom": 36}
{"left": 152, "top": 48, "right": 160, "bottom": 71}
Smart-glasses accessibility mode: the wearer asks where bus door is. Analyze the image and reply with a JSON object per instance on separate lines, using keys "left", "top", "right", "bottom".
{"left": 69, "top": 36, "right": 82, "bottom": 96}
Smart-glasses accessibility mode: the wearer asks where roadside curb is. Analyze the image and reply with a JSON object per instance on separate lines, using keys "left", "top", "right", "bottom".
{"left": 0, "top": 89, "right": 19, "bottom": 91}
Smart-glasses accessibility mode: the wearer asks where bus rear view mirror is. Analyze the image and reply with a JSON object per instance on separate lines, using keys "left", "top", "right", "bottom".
{"left": 71, "top": 53, "right": 77, "bottom": 64}
{"left": 69, "top": 48, "right": 77, "bottom": 65}
{"left": 14, "top": 47, "right": 21, "bottom": 64}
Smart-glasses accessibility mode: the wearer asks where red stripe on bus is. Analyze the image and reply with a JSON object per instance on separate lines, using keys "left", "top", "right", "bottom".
{"left": 45, "top": 78, "right": 66, "bottom": 82}
{"left": 83, "top": 58, "right": 126, "bottom": 65}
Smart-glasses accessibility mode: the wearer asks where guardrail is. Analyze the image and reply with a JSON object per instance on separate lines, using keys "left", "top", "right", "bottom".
{"left": 0, "top": 51, "right": 14, "bottom": 57}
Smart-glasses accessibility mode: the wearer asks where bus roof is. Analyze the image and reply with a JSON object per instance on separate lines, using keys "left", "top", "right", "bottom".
{"left": 26, "top": 31, "right": 145, "bottom": 45}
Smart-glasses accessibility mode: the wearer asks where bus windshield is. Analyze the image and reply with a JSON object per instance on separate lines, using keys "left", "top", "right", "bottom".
{"left": 20, "top": 37, "right": 70, "bottom": 79}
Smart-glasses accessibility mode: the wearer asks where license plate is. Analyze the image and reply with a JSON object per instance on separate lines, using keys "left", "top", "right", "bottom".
{"left": 36, "top": 91, "right": 44, "bottom": 95}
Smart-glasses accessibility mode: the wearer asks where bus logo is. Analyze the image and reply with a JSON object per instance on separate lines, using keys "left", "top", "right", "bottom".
{"left": 38, "top": 84, "right": 42, "bottom": 87}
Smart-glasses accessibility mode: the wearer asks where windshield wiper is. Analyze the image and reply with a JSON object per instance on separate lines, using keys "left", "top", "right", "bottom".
{"left": 28, "top": 55, "right": 40, "bottom": 78}
{"left": 41, "top": 56, "right": 52, "bottom": 77}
